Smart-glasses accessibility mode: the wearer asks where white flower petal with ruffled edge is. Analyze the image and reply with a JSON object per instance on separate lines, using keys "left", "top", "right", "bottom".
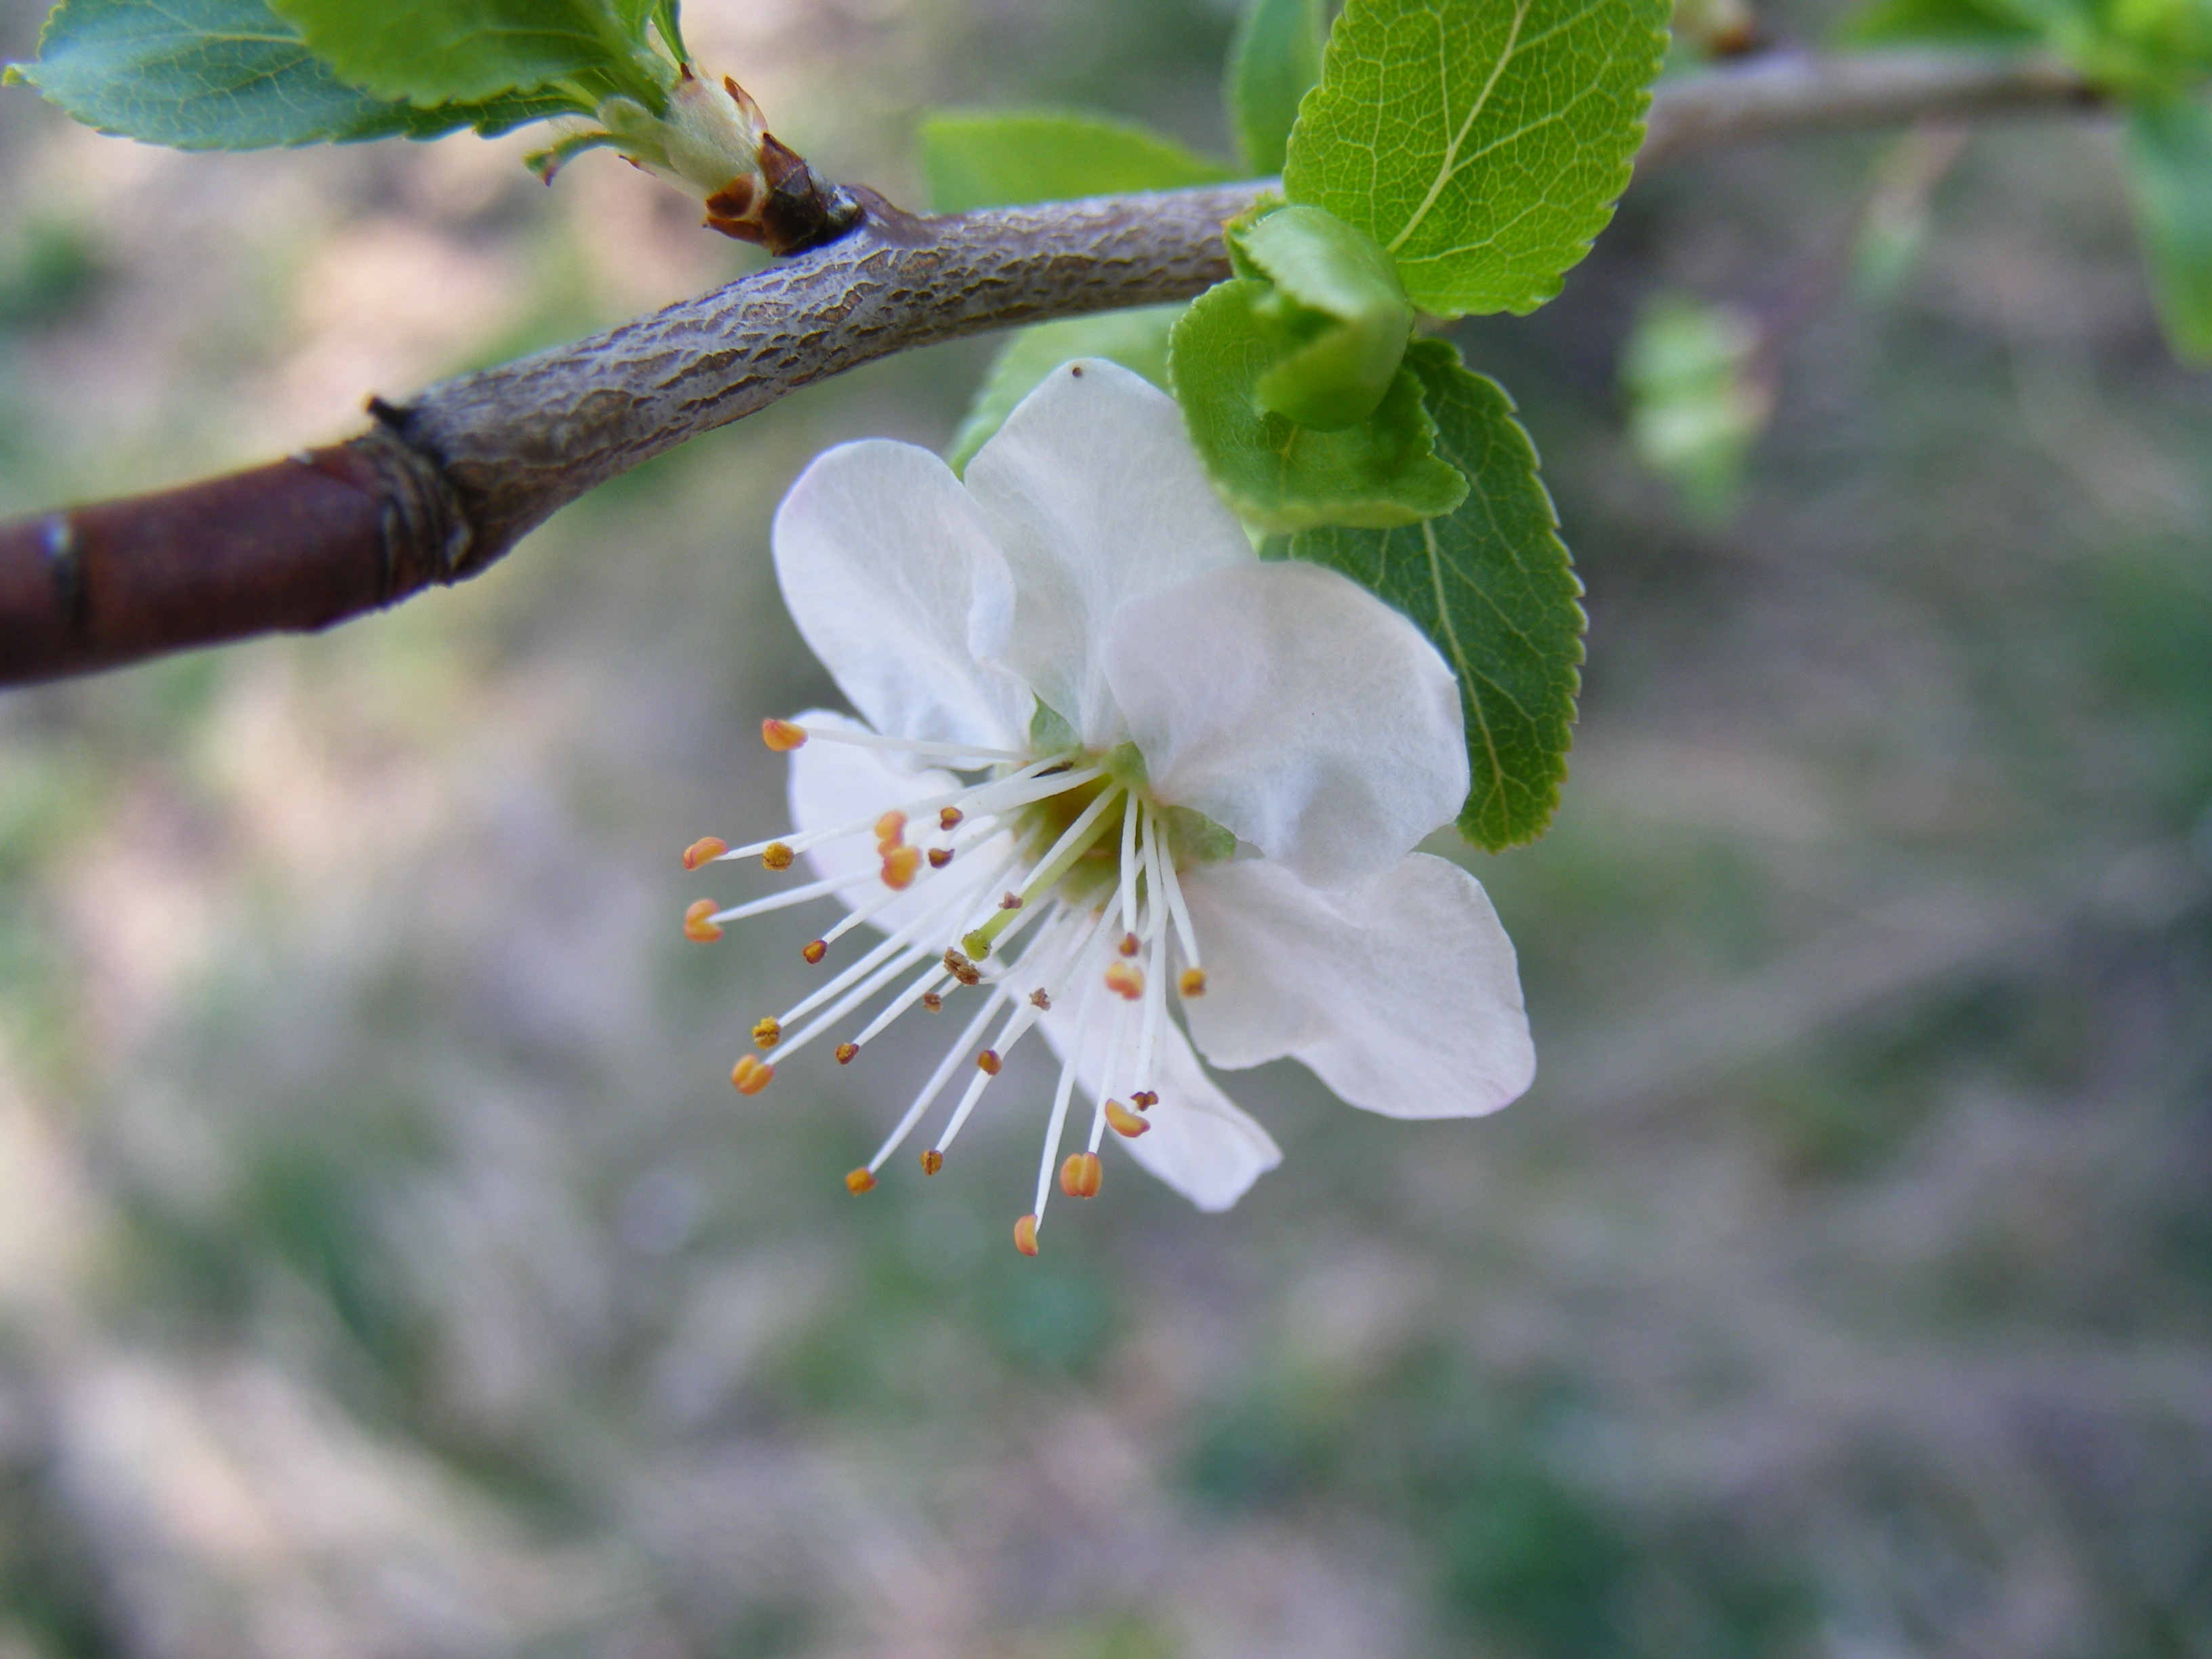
{"left": 773, "top": 440, "right": 1033, "bottom": 748}
{"left": 785, "top": 710, "right": 1015, "bottom": 936}
{"left": 1179, "top": 853, "right": 1533, "bottom": 1120}
{"left": 964, "top": 361, "right": 1255, "bottom": 749}
{"left": 1106, "top": 562, "right": 1468, "bottom": 889}
{"left": 1041, "top": 994, "right": 1282, "bottom": 1212}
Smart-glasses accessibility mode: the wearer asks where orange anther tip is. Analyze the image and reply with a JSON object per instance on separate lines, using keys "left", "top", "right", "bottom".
{"left": 684, "top": 899, "right": 724, "bottom": 943}
{"left": 1060, "top": 1151, "right": 1102, "bottom": 1199}
{"left": 1013, "top": 1214, "right": 1039, "bottom": 1256}
{"left": 682, "top": 836, "right": 728, "bottom": 870}
{"left": 881, "top": 845, "right": 922, "bottom": 890}
{"left": 1179, "top": 967, "right": 1207, "bottom": 998}
{"left": 844, "top": 1167, "right": 876, "bottom": 1195}
{"left": 762, "top": 842, "right": 794, "bottom": 870}
{"left": 928, "top": 847, "right": 953, "bottom": 869}
{"left": 874, "top": 811, "right": 907, "bottom": 846}
{"left": 1119, "top": 932, "right": 1140, "bottom": 956}
{"left": 752, "top": 1017, "right": 781, "bottom": 1050}
{"left": 835, "top": 1042, "right": 858, "bottom": 1065}
{"left": 920, "top": 1149, "right": 943, "bottom": 1176}
{"left": 802, "top": 939, "right": 827, "bottom": 964}
{"left": 762, "top": 718, "right": 808, "bottom": 752}
{"left": 977, "top": 1049, "right": 1002, "bottom": 1076}
{"left": 1132, "top": 1090, "right": 1158, "bottom": 1109}
{"left": 939, "top": 807, "right": 964, "bottom": 830}
{"left": 1105, "top": 1099, "right": 1151, "bottom": 1138}
{"left": 1104, "top": 960, "right": 1145, "bottom": 1000}
{"left": 734, "top": 1059, "right": 773, "bottom": 1096}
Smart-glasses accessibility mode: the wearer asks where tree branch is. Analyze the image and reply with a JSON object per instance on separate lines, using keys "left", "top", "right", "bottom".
{"left": 0, "top": 49, "right": 2098, "bottom": 688}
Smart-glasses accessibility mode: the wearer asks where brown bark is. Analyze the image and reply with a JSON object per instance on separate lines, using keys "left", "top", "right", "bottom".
{"left": 0, "top": 51, "right": 2100, "bottom": 689}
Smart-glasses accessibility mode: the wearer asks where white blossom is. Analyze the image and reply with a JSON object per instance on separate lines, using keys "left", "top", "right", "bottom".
{"left": 684, "top": 361, "right": 1534, "bottom": 1250}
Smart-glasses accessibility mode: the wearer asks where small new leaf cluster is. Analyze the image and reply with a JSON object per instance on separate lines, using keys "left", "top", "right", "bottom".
{"left": 932, "top": 0, "right": 1668, "bottom": 848}
{"left": 5, "top": 0, "right": 859, "bottom": 253}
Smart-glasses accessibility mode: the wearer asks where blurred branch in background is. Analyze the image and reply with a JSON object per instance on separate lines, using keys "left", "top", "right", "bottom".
{"left": 0, "top": 48, "right": 2100, "bottom": 689}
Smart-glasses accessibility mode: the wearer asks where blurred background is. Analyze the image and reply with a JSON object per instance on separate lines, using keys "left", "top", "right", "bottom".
{"left": 1, "top": 0, "right": 2209, "bottom": 1654}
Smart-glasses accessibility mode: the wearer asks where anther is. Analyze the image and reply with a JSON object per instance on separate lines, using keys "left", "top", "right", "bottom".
{"left": 942, "top": 949, "right": 981, "bottom": 987}
{"left": 835, "top": 1042, "right": 859, "bottom": 1065}
{"left": 1029, "top": 988, "right": 1052, "bottom": 1010}
{"left": 731, "top": 1055, "right": 774, "bottom": 1095}
{"left": 999, "top": 892, "right": 1023, "bottom": 911}
{"left": 1105, "top": 1099, "right": 1151, "bottom": 1137}
{"left": 1013, "top": 1214, "right": 1040, "bottom": 1256}
{"left": 802, "top": 939, "right": 827, "bottom": 964}
{"left": 920, "top": 1149, "right": 943, "bottom": 1175}
{"left": 977, "top": 1050, "right": 1002, "bottom": 1076}
{"left": 928, "top": 848, "right": 953, "bottom": 869}
{"left": 1119, "top": 932, "right": 1140, "bottom": 957}
{"left": 684, "top": 899, "right": 724, "bottom": 943}
{"left": 874, "top": 811, "right": 907, "bottom": 847}
{"left": 1060, "top": 1151, "right": 1103, "bottom": 1198}
{"left": 762, "top": 718, "right": 808, "bottom": 752}
{"left": 939, "top": 807, "right": 963, "bottom": 830}
{"left": 922, "top": 991, "right": 944, "bottom": 1012}
{"left": 880, "top": 845, "right": 922, "bottom": 888}
{"left": 1132, "top": 1090, "right": 1158, "bottom": 1109}
{"left": 844, "top": 1166, "right": 876, "bottom": 1194}
{"left": 682, "top": 836, "right": 727, "bottom": 870}
{"left": 1179, "top": 967, "right": 1207, "bottom": 998}
{"left": 762, "top": 842, "right": 794, "bottom": 871}
{"left": 752, "top": 1017, "right": 781, "bottom": 1050}
{"left": 1104, "top": 960, "right": 1145, "bottom": 1000}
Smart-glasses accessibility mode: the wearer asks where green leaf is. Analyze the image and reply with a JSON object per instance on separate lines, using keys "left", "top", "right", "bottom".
{"left": 1621, "top": 293, "right": 1769, "bottom": 520}
{"left": 5, "top": 0, "right": 579, "bottom": 150}
{"left": 1228, "top": 202, "right": 1414, "bottom": 430}
{"left": 1838, "top": 0, "right": 2042, "bottom": 47}
{"left": 268, "top": 0, "right": 661, "bottom": 108}
{"left": 1225, "top": 0, "right": 1324, "bottom": 175}
{"left": 1282, "top": 0, "right": 1670, "bottom": 318}
{"left": 1168, "top": 278, "right": 1467, "bottom": 531}
{"left": 949, "top": 306, "right": 1182, "bottom": 474}
{"left": 1269, "top": 340, "right": 1582, "bottom": 850}
{"left": 918, "top": 108, "right": 1233, "bottom": 213}
{"left": 2124, "top": 96, "right": 2212, "bottom": 363}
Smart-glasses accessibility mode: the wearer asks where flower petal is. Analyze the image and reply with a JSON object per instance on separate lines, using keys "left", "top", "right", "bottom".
{"left": 1041, "top": 994, "right": 1282, "bottom": 1212}
{"left": 785, "top": 710, "right": 1013, "bottom": 936}
{"left": 1105, "top": 561, "right": 1468, "bottom": 888}
{"left": 964, "top": 360, "right": 1254, "bottom": 748}
{"left": 773, "top": 439, "right": 1033, "bottom": 748}
{"left": 1179, "top": 853, "right": 1533, "bottom": 1119}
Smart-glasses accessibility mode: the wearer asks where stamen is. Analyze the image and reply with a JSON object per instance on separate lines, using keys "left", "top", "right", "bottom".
{"left": 762, "top": 842, "right": 794, "bottom": 871}
{"left": 769, "top": 721, "right": 1036, "bottom": 764}
{"left": 844, "top": 1166, "right": 876, "bottom": 1194}
{"left": 963, "top": 785, "right": 1124, "bottom": 958}
{"left": 874, "top": 811, "right": 907, "bottom": 847}
{"left": 682, "top": 836, "right": 728, "bottom": 870}
{"left": 930, "top": 908, "right": 1103, "bottom": 1158}
{"left": 1132, "top": 811, "right": 1173, "bottom": 1090}
{"left": 921, "top": 1149, "right": 943, "bottom": 1175}
{"left": 1104, "top": 960, "right": 1144, "bottom": 1000}
{"left": 1132, "top": 1090, "right": 1158, "bottom": 1109}
{"left": 999, "top": 892, "right": 1023, "bottom": 910}
{"left": 977, "top": 1050, "right": 1002, "bottom": 1075}
{"left": 1014, "top": 1214, "right": 1039, "bottom": 1256}
{"left": 1029, "top": 989, "right": 1051, "bottom": 1010}
{"left": 777, "top": 855, "right": 1002, "bottom": 1029}
{"left": 1105, "top": 1099, "right": 1149, "bottom": 1137}
{"left": 1119, "top": 933, "right": 1140, "bottom": 956}
{"left": 1179, "top": 967, "right": 1206, "bottom": 997}
{"left": 803, "top": 940, "right": 827, "bottom": 964}
{"left": 707, "top": 872, "right": 849, "bottom": 925}
{"left": 1085, "top": 996, "right": 1133, "bottom": 1155}
{"left": 835, "top": 1042, "right": 858, "bottom": 1064}
{"left": 731, "top": 1054, "right": 773, "bottom": 1095}
{"left": 684, "top": 899, "right": 723, "bottom": 943}
{"left": 752, "top": 1017, "right": 781, "bottom": 1050}
{"left": 1060, "top": 1151, "right": 1102, "bottom": 1197}
{"left": 862, "top": 984, "right": 1013, "bottom": 1174}
{"left": 773, "top": 943, "right": 935, "bottom": 1065}
{"left": 1116, "top": 792, "right": 1141, "bottom": 939}
{"left": 1030, "top": 925, "right": 1115, "bottom": 1228}
{"left": 1154, "top": 823, "right": 1203, "bottom": 976}
{"left": 943, "top": 949, "right": 982, "bottom": 987}
{"left": 940, "top": 808, "right": 964, "bottom": 830}
{"left": 922, "top": 992, "right": 943, "bottom": 1012}
{"left": 816, "top": 839, "right": 1021, "bottom": 960}
{"left": 717, "top": 755, "right": 1095, "bottom": 864}
{"left": 880, "top": 844, "right": 922, "bottom": 888}
{"left": 928, "top": 848, "right": 954, "bottom": 868}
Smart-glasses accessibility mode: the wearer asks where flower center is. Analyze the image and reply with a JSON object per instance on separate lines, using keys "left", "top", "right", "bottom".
{"left": 680, "top": 714, "right": 1228, "bottom": 1251}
